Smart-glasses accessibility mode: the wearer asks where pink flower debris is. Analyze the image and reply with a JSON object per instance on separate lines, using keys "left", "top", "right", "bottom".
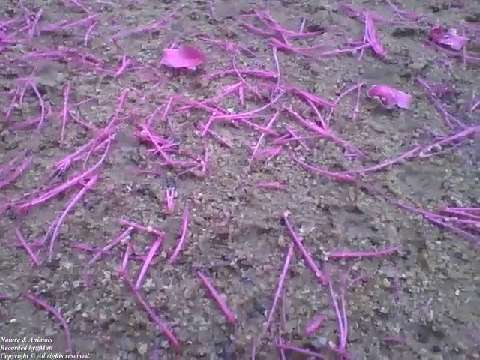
{"left": 252, "top": 146, "right": 283, "bottom": 162}
{"left": 288, "top": 86, "right": 335, "bottom": 109}
{"left": 118, "top": 242, "right": 133, "bottom": 275}
{"left": 60, "top": 82, "right": 70, "bottom": 143}
{"left": 326, "top": 245, "right": 400, "bottom": 260}
{"left": 282, "top": 211, "right": 329, "bottom": 286}
{"left": 8, "top": 106, "right": 52, "bottom": 131}
{"left": 15, "top": 227, "right": 41, "bottom": 266}
{"left": 112, "top": 12, "right": 176, "bottom": 40}
{"left": 471, "top": 93, "right": 480, "bottom": 112}
{"left": 7, "top": 75, "right": 48, "bottom": 128}
{"left": 176, "top": 96, "right": 226, "bottom": 114}
{"left": 385, "top": 0, "right": 423, "bottom": 23}
{"left": 328, "top": 279, "right": 349, "bottom": 356}
{"left": 391, "top": 200, "right": 480, "bottom": 246}
{"left": 23, "top": 292, "right": 72, "bottom": 353}
{"left": 207, "top": 68, "right": 277, "bottom": 82}
{"left": 231, "top": 117, "right": 279, "bottom": 136}
{"left": 383, "top": 335, "right": 407, "bottom": 345}
{"left": 327, "top": 82, "right": 364, "bottom": 123}
{"left": 304, "top": 313, "right": 327, "bottom": 337}
{"left": 200, "top": 112, "right": 220, "bottom": 137}
{"left": 14, "top": 140, "right": 111, "bottom": 214}
{"left": 416, "top": 77, "right": 465, "bottom": 129}
{"left": 165, "top": 187, "right": 177, "bottom": 214}
{"left": 430, "top": 26, "right": 468, "bottom": 51}
{"left": 367, "top": 85, "right": 412, "bottom": 109}
{"left": 0, "top": 152, "right": 32, "bottom": 190}
{"left": 119, "top": 219, "right": 165, "bottom": 237}
{"left": 84, "top": 226, "right": 134, "bottom": 285}
{"left": 42, "top": 175, "right": 98, "bottom": 261}
{"left": 242, "top": 10, "right": 325, "bottom": 45}
{"left": 347, "top": 146, "right": 421, "bottom": 175}
{"left": 84, "top": 21, "right": 97, "bottom": 46}
{"left": 52, "top": 130, "right": 115, "bottom": 176}
{"left": 338, "top": 4, "right": 383, "bottom": 22}
{"left": 439, "top": 207, "right": 480, "bottom": 233}
{"left": 197, "top": 123, "right": 233, "bottom": 148}
{"left": 160, "top": 46, "right": 205, "bottom": 70}
{"left": 276, "top": 341, "right": 325, "bottom": 359}
{"left": 135, "top": 236, "right": 164, "bottom": 290}
{"left": 284, "top": 107, "right": 362, "bottom": 156}
{"left": 269, "top": 36, "right": 370, "bottom": 59}
{"left": 113, "top": 55, "right": 132, "bottom": 79}
{"left": 278, "top": 342, "right": 288, "bottom": 360}
{"left": 197, "top": 271, "right": 237, "bottom": 325}
{"left": 363, "top": 11, "right": 387, "bottom": 58}
{"left": 213, "top": 91, "right": 284, "bottom": 121}
{"left": 273, "top": 127, "right": 312, "bottom": 149}
{"left": 161, "top": 96, "right": 174, "bottom": 123}
{"left": 63, "top": 0, "right": 89, "bottom": 13}
{"left": 24, "top": 7, "right": 43, "bottom": 40}
{"left": 168, "top": 203, "right": 190, "bottom": 264}
{"left": 294, "top": 158, "right": 358, "bottom": 184}
{"left": 40, "top": 14, "right": 97, "bottom": 34}
{"left": 255, "top": 181, "right": 287, "bottom": 191}
{"left": 136, "top": 122, "right": 178, "bottom": 162}
{"left": 232, "top": 55, "right": 264, "bottom": 101}
{"left": 440, "top": 207, "right": 480, "bottom": 221}
{"left": 22, "top": 47, "right": 106, "bottom": 73}
{"left": 199, "top": 36, "right": 253, "bottom": 56}
{"left": 419, "top": 125, "right": 480, "bottom": 158}
{"left": 266, "top": 244, "right": 294, "bottom": 331}
{"left": 120, "top": 274, "right": 180, "bottom": 351}
{"left": 203, "top": 82, "right": 243, "bottom": 107}
{"left": 74, "top": 243, "right": 145, "bottom": 263}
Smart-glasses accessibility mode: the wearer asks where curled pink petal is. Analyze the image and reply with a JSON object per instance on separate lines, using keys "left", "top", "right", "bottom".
{"left": 367, "top": 85, "right": 412, "bottom": 109}
{"left": 160, "top": 46, "right": 205, "bottom": 70}
{"left": 430, "top": 26, "right": 468, "bottom": 51}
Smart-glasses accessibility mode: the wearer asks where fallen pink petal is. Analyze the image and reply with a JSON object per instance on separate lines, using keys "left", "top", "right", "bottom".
{"left": 367, "top": 85, "right": 413, "bottom": 109}
{"left": 160, "top": 46, "right": 206, "bottom": 70}
{"left": 430, "top": 26, "right": 468, "bottom": 51}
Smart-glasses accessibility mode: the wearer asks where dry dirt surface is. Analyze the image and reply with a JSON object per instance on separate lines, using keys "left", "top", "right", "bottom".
{"left": 1, "top": 0, "right": 480, "bottom": 359}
